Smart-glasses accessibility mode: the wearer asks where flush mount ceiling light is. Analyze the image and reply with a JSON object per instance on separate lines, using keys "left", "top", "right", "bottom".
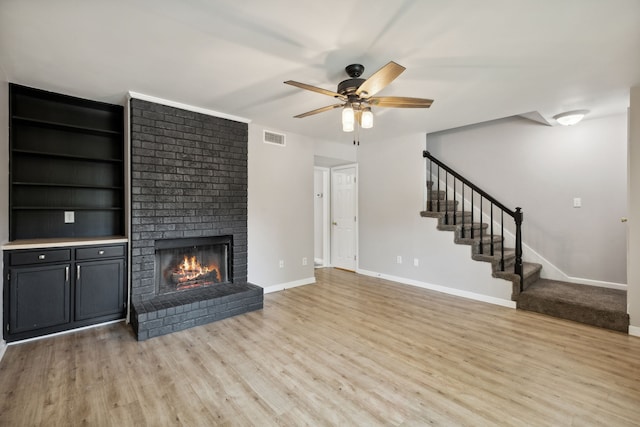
{"left": 553, "top": 109, "right": 590, "bottom": 126}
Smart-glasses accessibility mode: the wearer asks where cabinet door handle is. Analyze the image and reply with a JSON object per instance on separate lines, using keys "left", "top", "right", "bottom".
{"left": 98, "top": 250, "right": 105, "bottom": 255}
{"left": 65, "top": 266, "right": 69, "bottom": 282}
{"left": 38, "top": 254, "right": 46, "bottom": 260}
{"left": 77, "top": 265, "right": 81, "bottom": 281}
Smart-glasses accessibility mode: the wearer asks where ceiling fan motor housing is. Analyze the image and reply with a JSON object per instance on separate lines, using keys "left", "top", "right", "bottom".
{"left": 338, "top": 78, "right": 366, "bottom": 96}
{"left": 339, "top": 64, "right": 366, "bottom": 96}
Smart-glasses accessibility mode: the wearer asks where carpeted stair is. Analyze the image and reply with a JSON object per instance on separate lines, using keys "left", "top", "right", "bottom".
{"left": 421, "top": 182, "right": 629, "bottom": 333}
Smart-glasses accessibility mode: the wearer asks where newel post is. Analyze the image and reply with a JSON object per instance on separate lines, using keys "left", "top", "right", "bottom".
{"left": 514, "top": 207, "right": 524, "bottom": 292}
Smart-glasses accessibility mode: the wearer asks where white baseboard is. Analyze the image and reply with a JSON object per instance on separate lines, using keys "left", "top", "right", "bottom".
{"left": 357, "top": 269, "right": 516, "bottom": 309}
{"left": 262, "top": 277, "right": 316, "bottom": 294}
{"left": 629, "top": 325, "right": 640, "bottom": 338}
{"left": 565, "top": 276, "right": 627, "bottom": 290}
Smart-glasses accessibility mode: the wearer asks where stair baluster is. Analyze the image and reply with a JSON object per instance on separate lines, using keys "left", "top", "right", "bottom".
{"left": 500, "top": 211, "right": 505, "bottom": 270}
{"left": 436, "top": 164, "right": 441, "bottom": 213}
{"left": 470, "top": 189, "right": 475, "bottom": 239}
{"left": 490, "top": 204, "right": 494, "bottom": 256}
{"left": 479, "top": 195, "right": 483, "bottom": 254}
{"left": 452, "top": 177, "right": 457, "bottom": 225}
{"left": 444, "top": 171, "right": 449, "bottom": 225}
{"left": 461, "top": 185, "right": 465, "bottom": 237}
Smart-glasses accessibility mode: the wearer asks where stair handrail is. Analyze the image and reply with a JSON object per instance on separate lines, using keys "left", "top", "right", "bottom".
{"left": 423, "top": 150, "right": 524, "bottom": 291}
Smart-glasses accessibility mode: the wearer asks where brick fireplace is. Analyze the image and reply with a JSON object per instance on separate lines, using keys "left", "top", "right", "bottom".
{"left": 129, "top": 98, "right": 262, "bottom": 340}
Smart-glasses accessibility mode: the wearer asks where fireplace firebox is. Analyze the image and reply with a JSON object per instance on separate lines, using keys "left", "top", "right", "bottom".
{"left": 155, "top": 236, "right": 232, "bottom": 296}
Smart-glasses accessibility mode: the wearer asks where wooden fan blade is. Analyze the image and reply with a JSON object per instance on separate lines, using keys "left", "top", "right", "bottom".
{"left": 294, "top": 103, "right": 344, "bottom": 118}
{"left": 368, "top": 96, "right": 434, "bottom": 108}
{"left": 355, "top": 61, "right": 405, "bottom": 98}
{"left": 284, "top": 80, "right": 346, "bottom": 100}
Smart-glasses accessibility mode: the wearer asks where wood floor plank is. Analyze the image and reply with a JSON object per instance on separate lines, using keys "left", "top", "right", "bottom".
{"left": 1, "top": 268, "right": 640, "bottom": 426}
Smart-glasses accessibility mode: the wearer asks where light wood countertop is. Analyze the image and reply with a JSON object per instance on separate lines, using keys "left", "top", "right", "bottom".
{"left": 2, "top": 236, "right": 128, "bottom": 250}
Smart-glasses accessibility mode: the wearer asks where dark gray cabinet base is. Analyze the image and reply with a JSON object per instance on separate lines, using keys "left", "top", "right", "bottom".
{"left": 9, "top": 264, "right": 70, "bottom": 333}
{"left": 75, "top": 259, "right": 125, "bottom": 321}
{"left": 3, "top": 242, "right": 127, "bottom": 342}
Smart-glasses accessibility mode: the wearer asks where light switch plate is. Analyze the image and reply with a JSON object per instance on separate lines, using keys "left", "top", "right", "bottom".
{"left": 64, "top": 211, "right": 75, "bottom": 223}
{"left": 573, "top": 198, "right": 582, "bottom": 208}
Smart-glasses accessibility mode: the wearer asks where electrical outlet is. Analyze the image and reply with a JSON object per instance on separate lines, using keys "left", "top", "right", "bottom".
{"left": 573, "top": 197, "right": 582, "bottom": 208}
{"left": 302, "top": 257, "right": 308, "bottom": 266}
{"left": 64, "top": 211, "right": 75, "bottom": 223}
{"left": 414, "top": 258, "right": 419, "bottom": 267}
{"left": 396, "top": 255, "right": 402, "bottom": 264}
{"left": 279, "top": 260, "right": 284, "bottom": 268}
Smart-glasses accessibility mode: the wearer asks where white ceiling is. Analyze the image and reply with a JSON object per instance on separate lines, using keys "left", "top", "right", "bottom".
{"left": 1, "top": 0, "right": 639, "bottom": 143}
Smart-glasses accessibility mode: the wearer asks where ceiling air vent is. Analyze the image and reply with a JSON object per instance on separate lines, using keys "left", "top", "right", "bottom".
{"left": 263, "top": 130, "right": 286, "bottom": 147}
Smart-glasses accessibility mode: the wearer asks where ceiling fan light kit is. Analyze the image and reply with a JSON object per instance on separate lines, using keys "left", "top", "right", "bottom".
{"left": 342, "top": 103, "right": 355, "bottom": 132}
{"left": 553, "top": 109, "right": 589, "bottom": 126}
{"left": 285, "top": 61, "right": 433, "bottom": 134}
{"left": 361, "top": 107, "right": 373, "bottom": 129}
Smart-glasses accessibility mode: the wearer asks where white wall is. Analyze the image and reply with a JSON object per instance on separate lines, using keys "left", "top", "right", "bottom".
{"left": 357, "top": 133, "right": 514, "bottom": 305}
{"left": 248, "top": 124, "right": 316, "bottom": 291}
{"left": 0, "top": 73, "right": 8, "bottom": 359}
{"left": 628, "top": 87, "right": 640, "bottom": 335}
{"left": 427, "top": 114, "right": 628, "bottom": 286}
{"left": 314, "top": 140, "right": 357, "bottom": 164}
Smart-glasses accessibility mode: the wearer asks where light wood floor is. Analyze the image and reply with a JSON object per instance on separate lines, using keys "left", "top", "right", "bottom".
{"left": 2, "top": 268, "right": 640, "bottom": 426}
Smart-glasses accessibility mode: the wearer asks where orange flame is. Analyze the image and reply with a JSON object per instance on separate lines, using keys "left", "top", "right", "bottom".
{"left": 176, "top": 255, "right": 220, "bottom": 283}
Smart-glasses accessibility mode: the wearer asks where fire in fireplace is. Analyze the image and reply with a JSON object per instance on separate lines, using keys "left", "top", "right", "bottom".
{"left": 171, "top": 254, "right": 221, "bottom": 290}
{"left": 155, "top": 236, "right": 232, "bottom": 295}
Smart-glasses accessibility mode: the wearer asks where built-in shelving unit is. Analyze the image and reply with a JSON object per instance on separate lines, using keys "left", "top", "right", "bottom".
{"left": 9, "top": 84, "right": 125, "bottom": 240}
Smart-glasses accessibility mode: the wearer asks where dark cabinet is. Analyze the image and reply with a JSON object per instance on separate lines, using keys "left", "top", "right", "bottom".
{"left": 75, "top": 259, "right": 125, "bottom": 321}
{"left": 3, "top": 242, "right": 127, "bottom": 342}
{"left": 9, "top": 264, "right": 70, "bottom": 333}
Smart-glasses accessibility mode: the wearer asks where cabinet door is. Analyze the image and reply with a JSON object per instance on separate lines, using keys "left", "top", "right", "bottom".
{"left": 75, "top": 259, "right": 124, "bottom": 321}
{"left": 9, "top": 264, "right": 70, "bottom": 333}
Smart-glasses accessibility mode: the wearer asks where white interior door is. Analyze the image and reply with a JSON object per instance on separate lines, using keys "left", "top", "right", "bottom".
{"left": 331, "top": 165, "right": 357, "bottom": 271}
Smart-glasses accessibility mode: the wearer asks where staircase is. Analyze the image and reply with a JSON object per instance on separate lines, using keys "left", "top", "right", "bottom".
{"left": 421, "top": 152, "right": 629, "bottom": 333}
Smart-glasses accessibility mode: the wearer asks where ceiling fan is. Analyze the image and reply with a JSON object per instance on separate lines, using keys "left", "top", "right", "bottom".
{"left": 284, "top": 61, "right": 433, "bottom": 132}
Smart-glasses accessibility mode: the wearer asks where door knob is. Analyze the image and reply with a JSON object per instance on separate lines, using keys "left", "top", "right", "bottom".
{"left": 621, "top": 217, "right": 628, "bottom": 223}
{"left": 332, "top": 222, "right": 338, "bottom": 226}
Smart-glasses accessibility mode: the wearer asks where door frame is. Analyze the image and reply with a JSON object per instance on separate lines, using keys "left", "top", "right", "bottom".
{"left": 330, "top": 163, "right": 359, "bottom": 271}
{"left": 314, "top": 167, "right": 331, "bottom": 268}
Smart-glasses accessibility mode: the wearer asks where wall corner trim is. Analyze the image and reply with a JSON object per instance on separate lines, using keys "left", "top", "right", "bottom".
{"left": 127, "top": 91, "right": 252, "bottom": 124}
{"left": 629, "top": 325, "right": 640, "bottom": 338}
{"left": 0, "top": 340, "right": 6, "bottom": 363}
{"left": 357, "top": 269, "right": 517, "bottom": 309}
{"left": 262, "top": 277, "right": 316, "bottom": 294}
